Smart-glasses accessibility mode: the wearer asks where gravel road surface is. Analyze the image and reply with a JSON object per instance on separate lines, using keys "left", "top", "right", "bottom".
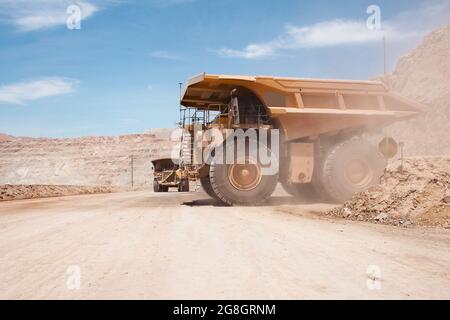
{"left": 0, "top": 190, "right": 449, "bottom": 299}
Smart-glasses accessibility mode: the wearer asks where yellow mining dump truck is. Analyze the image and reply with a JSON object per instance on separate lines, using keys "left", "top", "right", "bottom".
{"left": 169, "top": 73, "right": 422, "bottom": 205}
{"left": 152, "top": 158, "right": 190, "bottom": 192}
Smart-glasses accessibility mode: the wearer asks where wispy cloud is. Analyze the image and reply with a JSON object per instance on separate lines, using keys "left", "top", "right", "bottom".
{"left": 218, "top": 44, "right": 277, "bottom": 59}
{"left": 0, "top": 0, "right": 99, "bottom": 31}
{"left": 149, "top": 50, "right": 184, "bottom": 60}
{"left": 217, "top": 20, "right": 396, "bottom": 59}
{"left": 217, "top": 1, "right": 450, "bottom": 59}
{"left": 285, "top": 20, "right": 392, "bottom": 48}
{"left": 0, "top": 78, "right": 78, "bottom": 105}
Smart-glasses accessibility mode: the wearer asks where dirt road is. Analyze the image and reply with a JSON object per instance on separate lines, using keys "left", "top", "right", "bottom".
{"left": 0, "top": 190, "right": 449, "bottom": 299}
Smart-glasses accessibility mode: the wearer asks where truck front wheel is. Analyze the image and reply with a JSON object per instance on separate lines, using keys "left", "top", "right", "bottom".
{"left": 209, "top": 144, "right": 278, "bottom": 206}
{"left": 200, "top": 174, "right": 219, "bottom": 200}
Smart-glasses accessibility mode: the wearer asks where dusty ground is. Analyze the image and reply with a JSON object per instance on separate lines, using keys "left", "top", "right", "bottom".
{"left": 0, "top": 189, "right": 449, "bottom": 300}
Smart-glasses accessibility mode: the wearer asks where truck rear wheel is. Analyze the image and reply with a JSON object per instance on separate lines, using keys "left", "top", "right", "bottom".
{"left": 209, "top": 144, "right": 278, "bottom": 206}
{"left": 154, "top": 181, "right": 169, "bottom": 192}
{"left": 153, "top": 180, "right": 161, "bottom": 192}
{"left": 178, "top": 179, "right": 189, "bottom": 192}
{"left": 320, "top": 138, "right": 386, "bottom": 203}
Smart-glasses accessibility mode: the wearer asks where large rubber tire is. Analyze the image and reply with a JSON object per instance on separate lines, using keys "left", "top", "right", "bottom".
{"left": 200, "top": 175, "right": 219, "bottom": 200}
{"left": 153, "top": 180, "right": 161, "bottom": 192}
{"left": 178, "top": 179, "right": 189, "bottom": 192}
{"left": 209, "top": 143, "right": 279, "bottom": 206}
{"left": 320, "top": 138, "right": 386, "bottom": 203}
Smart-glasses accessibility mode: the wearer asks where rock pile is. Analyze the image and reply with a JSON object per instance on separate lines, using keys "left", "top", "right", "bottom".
{"left": 328, "top": 157, "right": 450, "bottom": 228}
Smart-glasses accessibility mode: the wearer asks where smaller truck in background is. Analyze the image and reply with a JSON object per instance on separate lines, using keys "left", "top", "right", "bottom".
{"left": 152, "top": 158, "right": 190, "bottom": 193}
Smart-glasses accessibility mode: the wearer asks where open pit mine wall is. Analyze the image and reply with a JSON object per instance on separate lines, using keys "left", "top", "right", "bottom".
{"left": 0, "top": 132, "right": 176, "bottom": 188}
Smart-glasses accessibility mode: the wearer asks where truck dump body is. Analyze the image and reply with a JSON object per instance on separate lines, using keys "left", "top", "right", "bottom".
{"left": 181, "top": 73, "right": 423, "bottom": 141}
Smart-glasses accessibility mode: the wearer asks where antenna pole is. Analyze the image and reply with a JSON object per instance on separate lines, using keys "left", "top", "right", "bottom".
{"left": 179, "top": 82, "right": 183, "bottom": 109}
{"left": 179, "top": 82, "right": 183, "bottom": 127}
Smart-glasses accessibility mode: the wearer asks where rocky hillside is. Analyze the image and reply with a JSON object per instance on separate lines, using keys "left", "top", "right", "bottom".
{"left": 0, "top": 131, "right": 175, "bottom": 187}
{"left": 382, "top": 24, "right": 450, "bottom": 156}
{"left": 0, "top": 133, "right": 13, "bottom": 142}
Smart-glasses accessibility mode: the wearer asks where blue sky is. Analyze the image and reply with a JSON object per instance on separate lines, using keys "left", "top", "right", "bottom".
{"left": 0, "top": 0, "right": 449, "bottom": 137}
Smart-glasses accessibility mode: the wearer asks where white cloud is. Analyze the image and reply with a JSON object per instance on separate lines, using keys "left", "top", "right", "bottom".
{"left": 285, "top": 20, "right": 389, "bottom": 48}
{"left": 0, "top": 78, "right": 78, "bottom": 105}
{"left": 0, "top": 0, "right": 99, "bottom": 31}
{"left": 218, "top": 43, "right": 277, "bottom": 59}
{"left": 217, "top": 1, "right": 450, "bottom": 59}
{"left": 217, "top": 20, "right": 390, "bottom": 59}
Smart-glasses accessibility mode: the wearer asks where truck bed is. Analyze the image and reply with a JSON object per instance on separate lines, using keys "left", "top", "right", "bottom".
{"left": 181, "top": 73, "right": 423, "bottom": 140}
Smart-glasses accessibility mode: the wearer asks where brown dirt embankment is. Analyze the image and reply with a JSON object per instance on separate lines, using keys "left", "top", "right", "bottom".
{"left": 0, "top": 185, "right": 122, "bottom": 201}
{"left": 328, "top": 157, "right": 450, "bottom": 228}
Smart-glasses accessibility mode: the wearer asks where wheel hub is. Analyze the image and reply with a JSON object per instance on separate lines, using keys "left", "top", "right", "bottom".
{"left": 344, "top": 157, "right": 373, "bottom": 187}
{"left": 228, "top": 163, "right": 262, "bottom": 191}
